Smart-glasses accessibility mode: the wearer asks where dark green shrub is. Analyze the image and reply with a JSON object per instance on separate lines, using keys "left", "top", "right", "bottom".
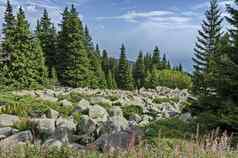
{"left": 153, "top": 97, "right": 180, "bottom": 104}
{"left": 122, "top": 105, "right": 143, "bottom": 119}
{"left": 145, "top": 118, "right": 194, "bottom": 139}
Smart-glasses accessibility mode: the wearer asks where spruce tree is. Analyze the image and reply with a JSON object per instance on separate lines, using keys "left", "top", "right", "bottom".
{"left": 102, "top": 49, "right": 109, "bottom": 75}
{"left": 8, "top": 7, "right": 47, "bottom": 88}
{"left": 57, "top": 5, "right": 91, "bottom": 87}
{"left": 222, "top": 2, "right": 238, "bottom": 101}
{"left": 101, "top": 49, "right": 114, "bottom": 88}
{"left": 95, "top": 43, "right": 101, "bottom": 57}
{"left": 84, "top": 25, "right": 106, "bottom": 88}
{"left": 36, "top": 9, "right": 57, "bottom": 77}
{"left": 84, "top": 25, "right": 95, "bottom": 52}
{"left": 178, "top": 64, "right": 183, "bottom": 72}
{"left": 192, "top": 0, "right": 222, "bottom": 95}
{"left": 1, "top": 0, "right": 15, "bottom": 64}
{"left": 117, "top": 44, "right": 134, "bottom": 90}
{"left": 108, "top": 57, "right": 118, "bottom": 89}
{"left": 144, "top": 52, "right": 152, "bottom": 81}
{"left": 162, "top": 54, "right": 170, "bottom": 69}
{"left": 133, "top": 51, "right": 145, "bottom": 90}
{"left": 152, "top": 46, "right": 161, "bottom": 70}
{"left": 145, "top": 67, "right": 157, "bottom": 89}
{"left": 167, "top": 60, "right": 171, "bottom": 69}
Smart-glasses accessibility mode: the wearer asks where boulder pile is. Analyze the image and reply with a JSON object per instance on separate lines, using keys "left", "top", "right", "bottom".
{"left": 0, "top": 86, "right": 192, "bottom": 151}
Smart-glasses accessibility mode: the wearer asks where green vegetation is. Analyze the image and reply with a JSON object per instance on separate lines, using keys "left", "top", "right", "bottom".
{"left": 122, "top": 105, "right": 143, "bottom": 119}
{"left": 117, "top": 44, "right": 134, "bottom": 90}
{"left": 36, "top": 9, "right": 57, "bottom": 79}
{"left": 153, "top": 97, "right": 180, "bottom": 104}
{"left": 0, "top": 93, "right": 72, "bottom": 117}
{"left": 12, "top": 118, "right": 34, "bottom": 131}
{"left": 189, "top": 0, "right": 238, "bottom": 145}
{"left": 0, "top": 134, "right": 237, "bottom": 158}
{"left": 133, "top": 51, "right": 145, "bottom": 90}
{"left": 145, "top": 118, "right": 194, "bottom": 140}
{"left": 145, "top": 69, "right": 192, "bottom": 89}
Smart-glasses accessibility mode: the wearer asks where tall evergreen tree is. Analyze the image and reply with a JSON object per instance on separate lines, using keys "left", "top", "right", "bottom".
{"left": 36, "top": 9, "right": 57, "bottom": 77}
{"left": 108, "top": 57, "right": 118, "bottom": 89}
{"left": 152, "top": 46, "right": 161, "bottom": 70}
{"left": 1, "top": 0, "right": 15, "bottom": 64}
{"left": 84, "top": 25, "right": 95, "bottom": 52}
{"left": 95, "top": 43, "right": 101, "bottom": 57}
{"left": 57, "top": 5, "right": 91, "bottom": 87}
{"left": 178, "top": 64, "right": 183, "bottom": 72}
{"left": 221, "top": 2, "right": 238, "bottom": 101}
{"left": 162, "top": 53, "right": 170, "bottom": 69}
{"left": 102, "top": 49, "right": 109, "bottom": 74}
{"left": 167, "top": 60, "right": 171, "bottom": 69}
{"left": 133, "top": 51, "right": 145, "bottom": 90}
{"left": 117, "top": 44, "right": 134, "bottom": 90}
{"left": 192, "top": 0, "right": 223, "bottom": 95}
{"left": 101, "top": 49, "right": 115, "bottom": 88}
{"left": 144, "top": 52, "right": 152, "bottom": 73}
{"left": 7, "top": 7, "right": 47, "bottom": 88}
{"left": 84, "top": 25, "right": 106, "bottom": 88}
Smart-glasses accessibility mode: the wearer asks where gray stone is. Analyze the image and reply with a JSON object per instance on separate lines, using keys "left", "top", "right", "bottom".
{"left": 129, "top": 114, "right": 142, "bottom": 123}
{"left": 0, "top": 127, "right": 18, "bottom": 138}
{"left": 103, "top": 116, "right": 128, "bottom": 133}
{"left": 0, "top": 135, "right": 6, "bottom": 140}
{"left": 39, "top": 93, "right": 58, "bottom": 102}
{"left": 109, "top": 106, "right": 123, "bottom": 117}
{"left": 0, "top": 114, "right": 20, "bottom": 127}
{"left": 95, "top": 129, "right": 137, "bottom": 152}
{"left": 90, "top": 96, "right": 112, "bottom": 106}
{"left": 60, "top": 99, "right": 73, "bottom": 107}
{"left": 43, "top": 138, "right": 63, "bottom": 148}
{"left": 75, "top": 99, "right": 90, "bottom": 113}
{"left": 56, "top": 117, "right": 76, "bottom": 132}
{"left": 89, "top": 105, "right": 109, "bottom": 123}
{"left": 68, "top": 143, "right": 84, "bottom": 150}
{"left": 78, "top": 115, "right": 96, "bottom": 134}
{"left": 0, "top": 131, "right": 33, "bottom": 148}
{"left": 12, "top": 90, "right": 36, "bottom": 97}
{"left": 49, "top": 118, "right": 76, "bottom": 144}
{"left": 46, "top": 108, "right": 59, "bottom": 119}
{"left": 32, "top": 118, "right": 56, "bottom": 135}
{"left": 179, "top": 112, "right": 192, "bottom": 122}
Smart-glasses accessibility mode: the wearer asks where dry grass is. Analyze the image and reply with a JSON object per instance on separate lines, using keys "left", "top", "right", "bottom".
{"left": 0, "top": 131, "right": 237, "bottom": 158}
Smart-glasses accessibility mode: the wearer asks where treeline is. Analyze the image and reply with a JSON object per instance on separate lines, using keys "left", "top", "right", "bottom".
{"left": 0, "top": 0, "right": 190, "bottom": 90}
{"left": 191, "top": 0, "right": 238, "bottom": 135}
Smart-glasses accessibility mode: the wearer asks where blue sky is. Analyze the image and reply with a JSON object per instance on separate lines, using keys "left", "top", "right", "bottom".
{"left": 0, "top": 0, "right": 233, "bottom": 71}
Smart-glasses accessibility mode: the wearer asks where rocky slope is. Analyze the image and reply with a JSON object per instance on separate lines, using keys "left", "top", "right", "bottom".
{"left": 0, "top": 86, "right": 192, "bottom": 151}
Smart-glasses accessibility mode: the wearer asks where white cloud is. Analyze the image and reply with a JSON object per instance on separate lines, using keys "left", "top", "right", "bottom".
{"left": 149, "top": 16, "right": 191, "bottom": 23}
{"left": 97, "top": 10, "right": 174, "bottom": 22}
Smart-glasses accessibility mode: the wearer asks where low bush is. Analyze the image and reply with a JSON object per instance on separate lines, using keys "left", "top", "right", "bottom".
{"left": 12, "top": 118, "right": 33, "bottom": 131}
{"left": 0, "top": 93, "right": 73, "bottom": 117}
{"left": 122, "top": 105, "right": 143, "bottom": 119}
{"left": 153, "top": 97, "right": 180, "bottom": 104}
{"left": 145, "top": 118, "right": 194, "bottom": 140}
